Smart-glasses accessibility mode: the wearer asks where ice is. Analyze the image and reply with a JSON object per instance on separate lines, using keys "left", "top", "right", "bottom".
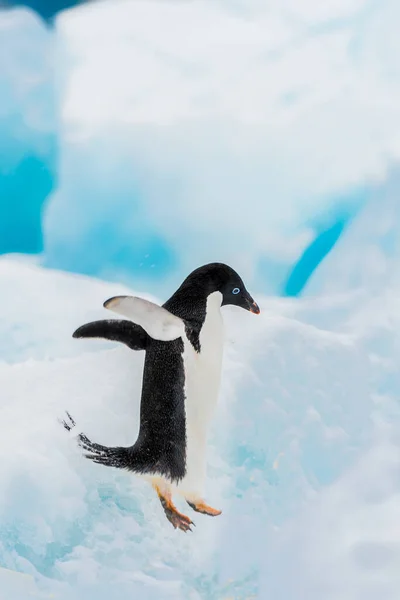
{"left": 3, "top": 1, "right": 88, "bottom": 24}
{"left": 2, "top": 0, "right": 399, "bottom": 293}
{"left": 305, "top": 169, "right": 400, "bottom": 297}
{"left": 42, "top": 0, "right": 400, "bottom": 293}
{"left": 0, "top": 8, "right": 55, "bottom": 256}
{"left": 1, "top": 256, "right": 400, "bottom": 598}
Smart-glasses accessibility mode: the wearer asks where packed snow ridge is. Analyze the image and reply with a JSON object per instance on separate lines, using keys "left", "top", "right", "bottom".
{"left": 1, "top": 256, "right": 400, "bottom": 599}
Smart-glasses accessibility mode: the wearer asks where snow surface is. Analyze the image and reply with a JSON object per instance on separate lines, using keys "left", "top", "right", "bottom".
{"left": 1, "top": 256, "right": 400, "bottom": 599}
{"left": 41, "top": 0, "right": 400, "bottom": 293}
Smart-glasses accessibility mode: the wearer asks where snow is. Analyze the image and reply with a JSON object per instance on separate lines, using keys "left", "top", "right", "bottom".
{"left": 1, "top": 256, "right": 400, "bottom": 598}
{"left": 0, "top": 255, "right": 137, "bottom": 364}
{"left": 262, "top": 429, "right": 400, "bottom": 600}
{"left": 41, "top": 0, "right": 400, "bottom": 293}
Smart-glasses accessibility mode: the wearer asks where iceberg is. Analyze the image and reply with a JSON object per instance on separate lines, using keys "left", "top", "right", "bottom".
{"left": 0, "top": 8, "right": 56, "bottom": 256}
{"left": 42, "top": 0, "right": 400, "bottom": 293}
{"left": 2, "top": 0, "right": 400, "bottom": 295}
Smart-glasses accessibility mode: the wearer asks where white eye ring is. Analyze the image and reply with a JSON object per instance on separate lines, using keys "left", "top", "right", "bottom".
{"left": 232, "top": 287, "right": 240, "bottom": 295}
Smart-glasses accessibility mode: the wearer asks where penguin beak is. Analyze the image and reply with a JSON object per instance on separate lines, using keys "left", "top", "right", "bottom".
{"left": 249, "top": 301, "right": 260, "bottom": 314}
{"left": 245, "top": 294, "right": 260, "bottom": 314}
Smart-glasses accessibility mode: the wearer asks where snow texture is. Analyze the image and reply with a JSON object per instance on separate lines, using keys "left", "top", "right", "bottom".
{"left": 0, "top": 253, "right": 399, "bottom": 599}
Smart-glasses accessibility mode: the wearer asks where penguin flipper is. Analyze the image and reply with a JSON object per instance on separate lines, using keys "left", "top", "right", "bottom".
{"left": 103, "top": 296, "right": 185, "bottom": 342}
{"left": 72, "top": 319, "right": 148, "bottom": 350}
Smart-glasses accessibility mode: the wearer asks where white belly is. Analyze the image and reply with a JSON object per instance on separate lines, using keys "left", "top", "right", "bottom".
{"left": 176, "top": 291, "right": 224, "bottom": 498}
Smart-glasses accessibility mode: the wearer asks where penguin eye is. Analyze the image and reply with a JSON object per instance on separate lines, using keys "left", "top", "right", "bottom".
{"left": 232, "top": 287, "right": 240, "bottom": 295}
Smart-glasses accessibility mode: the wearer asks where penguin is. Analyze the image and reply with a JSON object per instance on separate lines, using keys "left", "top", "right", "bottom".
{"left": 62, "top": 263, "right": 260, "bottom": 532}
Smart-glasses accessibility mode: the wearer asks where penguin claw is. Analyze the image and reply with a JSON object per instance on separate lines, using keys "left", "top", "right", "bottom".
{"left": 160, "top": 499, "right": 195, "bottom": 532}
{"left": 154, "top": 484, "right": 195, "bottom": 532}
{"left": 167, "top": 511, "right": 195, "bottom": 533}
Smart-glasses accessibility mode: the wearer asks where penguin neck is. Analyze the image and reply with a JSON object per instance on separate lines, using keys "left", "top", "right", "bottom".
{"left": 163, "top": 288, "right": 222, "bottom": 330}
{"left": 204, "top": 291, "right": 223, "bottom": 316}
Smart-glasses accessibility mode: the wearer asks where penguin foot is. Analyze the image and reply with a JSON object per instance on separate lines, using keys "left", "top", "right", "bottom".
{"left": 163, "top": 504, "right": 194, "bottom": 533}
{"left": 187, "top": 500, "right": 222, "bottom": 517}
{"left": 153, "top": 484, "right": 195, "bottom": 532}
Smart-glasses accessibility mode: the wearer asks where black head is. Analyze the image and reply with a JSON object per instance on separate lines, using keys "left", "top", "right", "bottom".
{"left": 174, "top": 262, "right": 260, "bottom": 315}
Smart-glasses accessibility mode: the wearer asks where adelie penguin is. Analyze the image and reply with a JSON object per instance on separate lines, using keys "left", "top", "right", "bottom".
{"left": 62, "top": 263, "right": 260, "bottom": 532}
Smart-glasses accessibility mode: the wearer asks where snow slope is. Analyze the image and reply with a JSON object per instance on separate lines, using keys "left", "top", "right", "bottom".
{"left": 0, "top": 257, "right": 399, "bottom": 598}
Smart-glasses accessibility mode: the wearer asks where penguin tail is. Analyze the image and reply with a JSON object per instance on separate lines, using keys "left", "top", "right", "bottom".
{"left": 60, "top": 411, "right": 139, "bottom": 472}
{"left": 78, "top": 432, "right": 134, "bottom": 470}
{"left": 60, "top": 410, "right": 76, "bottom": 431}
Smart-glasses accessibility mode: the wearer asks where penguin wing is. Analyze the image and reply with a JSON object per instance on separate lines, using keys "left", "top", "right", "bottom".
{"left": 73, "top": 319, "right": 149, "bottom": 350}
{"left": 103, "top": 296, "right": 185, "bottom": 342}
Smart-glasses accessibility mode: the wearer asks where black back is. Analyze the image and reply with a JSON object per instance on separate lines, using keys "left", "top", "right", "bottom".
{"left": 133, "top": 337, "right": 187, "bottom": 481}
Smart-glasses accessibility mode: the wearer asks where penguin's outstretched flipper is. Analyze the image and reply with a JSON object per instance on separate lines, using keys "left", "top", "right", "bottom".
{"left": 73, "top": 319, "right": 148, "bottom": 351}
{"left": 103, "top": 296, "right": 185, "bottom": 342}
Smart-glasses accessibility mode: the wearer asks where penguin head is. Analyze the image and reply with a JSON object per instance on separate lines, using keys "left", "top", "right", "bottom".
{"left": 179, "top": 263, "right": 260, "bottom": 314}
{"left": 218, "top": 266, "right": 260, "bottom": 314}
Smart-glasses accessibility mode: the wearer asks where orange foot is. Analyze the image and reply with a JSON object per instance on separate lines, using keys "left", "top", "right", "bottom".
{"left": 187, "top": 500, "right": 222, "bottom": 517}
{"left": 154, "top": 484, "right": 195, "bottom": 532}
{"left": 164, "top": 505, "right": 194, "bottom": 532}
